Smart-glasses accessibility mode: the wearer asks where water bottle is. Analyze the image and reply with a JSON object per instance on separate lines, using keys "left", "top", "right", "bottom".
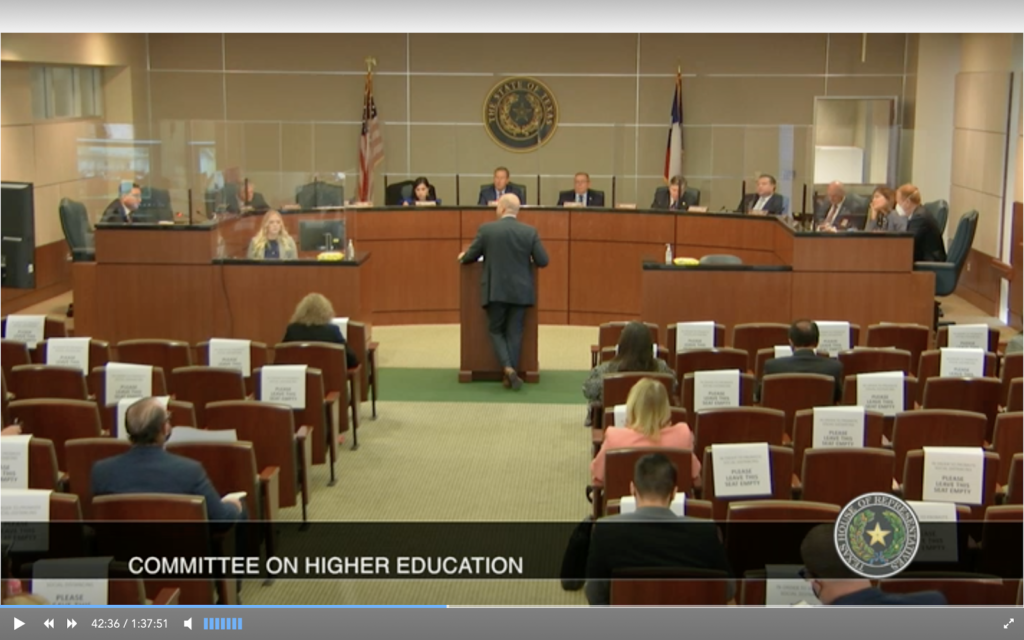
{"left": 664, "top": 243, "right": 673, "bottom": 265}
{"left": 347, "top": 239, "right": 355, "bottom": 260}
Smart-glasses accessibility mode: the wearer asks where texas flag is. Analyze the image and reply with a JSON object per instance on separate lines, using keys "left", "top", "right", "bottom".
{"left": 664, "top": 71, "right": 683, "bottom": 182}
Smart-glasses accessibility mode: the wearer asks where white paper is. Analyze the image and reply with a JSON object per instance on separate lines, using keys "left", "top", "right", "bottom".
{"left": 675, "top": 321, "right": 715, "bottom": 352}
{"left": 3, "top": 314, "right": 45, "bottom": 346}
{"left": 0, "top": 488, "right": 52, "bottom": 552}
{"left": 208, "top": 338, "right": 252, "bottom": 376}
{"left": 765, "top": 565, "right": 822, "bottom": 606}
{"left": 222, "top": 491, "right": 247, "bottom": 502}
{"left": 170, "top": 426, "right": 237, "bottom": 443}
{"left": 773, "top": 345, "right": 793, "bottom": 359}
{"left": 104, "top": 362, "right": 153, "bottom": 404}
{"left": 331, "top": 317, "right": 350, "bottom": 341}
{"left": 856, "top": 371, "right": 904, "bottom": 417}
{"left": 815, "top": 321, "right": 850, "bottom": 357}
{"left": 939, "top": 348, "right": 985, "bottom": 378}
{"left": 811, "top": 406, "right": 866, "bottom": 449}
{"left": 33, "top": 579, "right": 109, "bottom": 606}
{"left": 259, "top": 365, "right": 307, "bottom": 409}
{"left": 711, "top": 442, "right": 772, "bottom": 498}
{"left": 693, "top": 369, "right": 741, "bottom": 411}
{"left": 619, "top": 494, "right": 686, "bottom": 516}
{"left": 44, "top": 337, "right": 91, "bottom": 373}
{"left": 946, "top": 324, "right": 989, "bottom": 350}
{"left": 612, "top": 404, "right": 628, "bottom": 428}
{"left": 907, "top": 500, "right": 959, "bottom": 562}
{"left": 922, "top": 446, "right": 985, "bottom": 505}
{"left": 115, "top": 396, "right": 170, "bottom": 440}
{"left": 0, "top": 434, "right": 33, "bottom": 489}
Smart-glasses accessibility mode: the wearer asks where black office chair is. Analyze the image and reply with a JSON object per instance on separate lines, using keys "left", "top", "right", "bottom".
{"left": 924, "top": 199, "right": 950, "bottom": 240}
{"left": 58, "top": 198, "right": 95, "bottom": 262}
{"left": 296, "top": 182, "right": 344, "bottom": 209}
{"left": 138, "top": 187, "right": 173, "bottom": 222}
{"left": 914, "top": 210, "right": 978, "bottom": 329}
{"left": 652, "top": 186, "right": 702, "bottom": 208}
{"left": 478, "top": 183, "right": 528, "bottom": 205}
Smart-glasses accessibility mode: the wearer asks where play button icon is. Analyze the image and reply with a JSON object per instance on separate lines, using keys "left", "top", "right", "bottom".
{"left": 14, "top": 618, "right": 25, "bottom": 630}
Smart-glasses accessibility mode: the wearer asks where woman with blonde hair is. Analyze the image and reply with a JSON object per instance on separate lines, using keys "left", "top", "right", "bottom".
{"left": 282, "top": 293, "right": 358, "bottom": 368}
{"left": 589, "top": 377, "right": 700, "bottom": 488}
{"left": 247, "top": 210, "right": 298, "bottom": 260}
{"left": 895, "top": 184, "right": 946, "bottom": 262}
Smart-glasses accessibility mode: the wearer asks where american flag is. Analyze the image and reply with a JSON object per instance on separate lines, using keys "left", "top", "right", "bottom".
{"left": 663, "top": 69, "right": 683, "bottom": 182}
{"left": 358, "top": 71, "right": 384, "bottom": 203}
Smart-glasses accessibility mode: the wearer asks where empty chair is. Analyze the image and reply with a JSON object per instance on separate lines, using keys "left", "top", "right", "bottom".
{"left": 27, "top": 437, "right": 62, "bottom": 491}
{"left": 674, "top": 348, "right": 748, "bottom": 382}
{"left": 791, "top": 409, "right": 885, "bottom": 478}
{"left": 891, "top": 410, "right": 987, "bottom": 478}
{"left": 1, "top": 339, "right": 32, "bottom": 379}
{"left": 726, "top": 500, "right": 840, "bottom": 577}
{"left": 1009, "top": 378, "right": 1023, "bottom": 412}
{"left": 90, "top": 365, "right": 168, "bottom": 406}
{"left": 1000, "top": 353, "right": 1022, "bottom": 406}
{"left": 205, "top": 400, "right": 312, "bottom": 521}
{"left": 838, "top": 348, "right": 913, "bottom": 377}
{"left": 800, "top": 448, "right": 895, "bottom": 506}
{"left": 693, "top": 407, "right": 785, "bottom": 462}
{"left": 866, "top": 323, "right": 931, "bottom": 371}
{"left": 1007, "top": 454, "right": 1023, "bottom": 504}
{"left": 115, "top": 340, "right": 193, "bottom": 393}
{"left": 64, "top": 438, "right": 132, "bottom": 519}
{"left": 7, "top": 399, "right": 103, "bottom": 470}
{"left": 916, "top": 349, "right": 998, "bottom": 405}
{"left": 345, "top": 321, "right": 379, "bottom": 418}
{"left": 936, "top": 325, "right": 1000, "bottom": 354}
{"left": 594, "top": 447, "right": 695, "bottom": 518}
{"left": 922, "top": 377, "right": 1002, "bottom": 442}
{"left": 610, "top": 568, "right": 730, "bottom": 605}
{"left": 590, "top": 321, "right": 659, "bottom": 367}
{"left": 33, "top": 339, "right": 111, "bottom": 369}
{"left": 8, "top": 365, "right": 89, "bottom": 400}
{"left": 759, "top": 373, "right": 837, "bottom": 437}
{"left": 841, "top": 374, "right": 919, "bottom": 440}
{"left": 701, "top": 444, "right": 794, "bottom": 521}
{"left": 666, "top": 323, "right": 726, "bottom": 355}
{"left": 273, "top": 342, "right": 360, "bottom": 450}
{"left": 170, "top": 366, "right": 247, "bottom": 428}
{"left": 681, "top": 373, "right": 757, "bottom": 426}
{"left": 880, "top": 573, "right": 1013, "bottom": 606}
{"left": 980, "top": 505, "right": 1023, "bottom": 579}
{"left": 990, "top": 413, "right": 1023, "bottom": 489}
{"left": 1, "top": 316, "right": 67, "bottom": 341}
{"left": 195, "top": 339, "right": 268, "bottom": 397}
{"left": 727, "top": 500, "right": 840, "bottom": 522}
{"left": 732, "top": 323, "right": 790, "bottom": 373}
{"left": 58, "top": 197, "right": 96, "bottom": 261}
{"left": 902, "top": 449, "right": 999, "bottom": 518}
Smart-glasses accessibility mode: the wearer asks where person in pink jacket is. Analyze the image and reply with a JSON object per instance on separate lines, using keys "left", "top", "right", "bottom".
{"left": 590, "top": 377, "right": 701, "bottom": 488}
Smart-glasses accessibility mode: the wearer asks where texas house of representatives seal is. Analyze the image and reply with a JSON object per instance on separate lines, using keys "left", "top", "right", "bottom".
{"left": 835, "top": 492, "right": 921, "bottom": 579}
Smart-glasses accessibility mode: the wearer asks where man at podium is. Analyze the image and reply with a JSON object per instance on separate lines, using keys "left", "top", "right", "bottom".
{"left": 458, "top": 194, "right": 549, "bottom": 390}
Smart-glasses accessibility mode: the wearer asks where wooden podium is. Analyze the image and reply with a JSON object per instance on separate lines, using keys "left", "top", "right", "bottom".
{"left": 458, "top": 261, "right": 539, "bottom": 383}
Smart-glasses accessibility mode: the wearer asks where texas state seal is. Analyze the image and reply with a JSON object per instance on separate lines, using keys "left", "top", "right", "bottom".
{"left": 834, "top": 492, "right": 921, "bottom": 579}
{"left": 483, "top": 77, "right": 559, "bottom": 152}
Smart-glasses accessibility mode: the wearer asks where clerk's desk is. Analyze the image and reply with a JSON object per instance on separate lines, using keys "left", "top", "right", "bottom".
{"left": 72, "top": 207, "right": 934, "bottom": 347}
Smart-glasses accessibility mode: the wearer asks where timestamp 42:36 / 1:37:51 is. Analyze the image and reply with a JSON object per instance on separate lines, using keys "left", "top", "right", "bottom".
{"left": 91, "top": 619, "right": 168, "bottom": 630}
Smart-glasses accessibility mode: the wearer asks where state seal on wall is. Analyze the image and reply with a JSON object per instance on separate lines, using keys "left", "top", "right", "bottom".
{"left": 483, "top": 77, "right": 558, "bottom": 152}
{"left": 835, "top": 493, "right": 921, "bottom": 579}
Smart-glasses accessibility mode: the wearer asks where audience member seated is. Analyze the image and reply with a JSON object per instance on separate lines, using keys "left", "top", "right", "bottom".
{"left": 224, "top": 181, "right": 270, "bottom": 214}
{"left": 91, "top": 398, "right": 243, "bottom": 522}
{"left": 246, "top": 210, "right": 297, "bottom": 260}
{"left": 815, "top": 181, "right": 862, "bottom": 232}
{"left": 477, "top": 166, "right": 525, "bottom": 205}
{"left": 799, "top": 524, "right": 947, "bottom": 605}
{"left": 863, "top": 186, "right": 899, "bottom": 232}
{"left": 896, "top": 184, "right": 947, "bottom": 262}
{"left": 557, "top": 172, "right": 604, "bottom": 207}
{"left": 761, "top": 319, "right": 844, "bottom": 402}
{"left": 738, "top": 174, "right": 785, "bottom": 215}
{"left": 582, "top": 321, "right": 676, "bottom": 425}
{"left": 584, "top": 453, "right": 733, "bottom": 606}
{"left": 99, "top": 182, "right": 142, "bottom": 224}
{"left": 650, "top": 175, "right": 695, "bottom": 211}
{"left": 282, "top": 293, "right": 359, "bottom": 369}
{"left": 590, "top": 378, "right": 701, "bottom": 488}
{"left": 401, "top": 177, "right": 440, "bottom": 206}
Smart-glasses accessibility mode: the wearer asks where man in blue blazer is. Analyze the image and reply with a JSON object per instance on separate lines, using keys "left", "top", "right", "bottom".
{"left": 478, "top": 167, "right": 525, "bottom": 205}
{"left": 91, "top": 398, "right": 243, "bottom": 522}
{"left": 557, "top": 172, "right": 605, "bottom": 207}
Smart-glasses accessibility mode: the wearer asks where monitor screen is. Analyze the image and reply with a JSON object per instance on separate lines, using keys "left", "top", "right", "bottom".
{"left": 298, "top": 219, "right": 346, "bottom": 252}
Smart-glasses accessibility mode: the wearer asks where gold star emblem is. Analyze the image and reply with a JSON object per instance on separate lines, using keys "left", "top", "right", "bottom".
{"left": 866, "top": 522, "right": 891, "bottom": 546}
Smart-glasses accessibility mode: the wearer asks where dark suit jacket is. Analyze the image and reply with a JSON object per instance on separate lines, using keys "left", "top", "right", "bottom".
{"left": 763, "top": 348, "right": 844, "bottom": 403}
{"left": 460, "top": 216, "right": 549, "bottom": 307}
{"left": 907, "top": 211, "right": 947, "bottom": 262}
{"left": 477, "top": 184, "right": 526, "bottom": 206}
{"left": 738, "top": 193, "right": 785, "bottom": 215}
{"left": 584, "top": 507, "right": 733, "bottom": 605}
{"left": 557, "top": 190, "right": 605, "bottom": 207}
{"left": 281, "top": 323, "right": 359, "bottom": 369}
{"left": 222, "top": 184, "right": 270, "bottom": 214}
{"left": 91, "top": 446, "right": 240, "bottom": 522}
{"left": 814, "top": 197, "right": 866, "bottom": 230}
{"left": 651, "top": 189, "right": 698, "bottom": 211}
{"left": 100, "top": 199, "right": 134, "bottom": 224}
